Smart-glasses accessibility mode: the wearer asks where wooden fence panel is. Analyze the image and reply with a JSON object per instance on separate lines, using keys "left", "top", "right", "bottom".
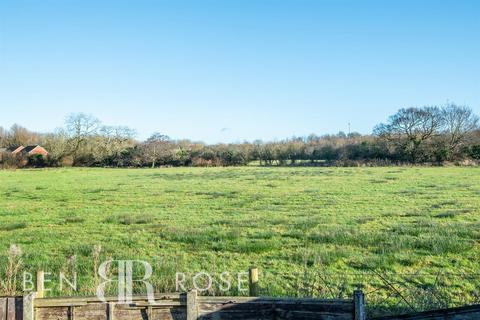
{"left": 6, "top": 291, "right": 480, "bottom": 319}
{"left": 1, "top": 292, "right": 363, "bottom": 320}
{"left": 35, "top": 307, "right": 69, "bottom": 320}
{"left": 196, "top": 296, "right": 355, "bottom": 320}
{"left": 198, "top": 301, "right": 275, "bottom": 320}
{"left": 74, "top": 303, "right": 107, "bottom": 320}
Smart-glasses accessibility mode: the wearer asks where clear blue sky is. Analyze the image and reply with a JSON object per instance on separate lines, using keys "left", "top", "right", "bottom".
{"left": 1, "top": 0, "right": 479, "bottom": 143}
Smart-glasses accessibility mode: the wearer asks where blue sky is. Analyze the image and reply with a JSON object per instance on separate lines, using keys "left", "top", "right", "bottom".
{"left": 0, "top": 0, "right": 479, "bottom": 143}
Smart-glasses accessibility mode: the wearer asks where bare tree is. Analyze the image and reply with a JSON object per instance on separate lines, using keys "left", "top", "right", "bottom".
{"left": 0, "top": 127, "right": 7, "bottom": 147}
{"left": 93, "top": 126, "right": 136, "bottom": 165}
{"left": 144, "top": 133, "right": 170, "bottom": 168}
{"left": 43, "top": 129, "right": 71, "bottom": 165}
{"left": 65, "top": 113, "right": 101, "bottom": 164}
{"left": 8, "top": 124, "right": 40, "bottom": 147}
{"left": 441, "top": 104, "right": 479, "bottom": 154}
{"left": 374, "top": 107, "right": 443, "bottom": 162}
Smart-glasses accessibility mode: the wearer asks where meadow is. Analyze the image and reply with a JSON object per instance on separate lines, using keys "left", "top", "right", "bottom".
{"left": 0, "top": 167, "right": 479, "bottom": 315}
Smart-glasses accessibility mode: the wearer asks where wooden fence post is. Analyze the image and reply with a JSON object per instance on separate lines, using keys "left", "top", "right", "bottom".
{"left": 249, "top": 267, "right": 259, "bottom": 296}
{"left": 186, "top": 290, "right": 198, "bottom": 320}
{"left": 37, "top": 271, "right": 45, "bottom": 298}
{"left": 354, "top": 290, "right": 366, "bottom": 320}
{"left": 23, "top": 292, "right": 36, "bottom": 320}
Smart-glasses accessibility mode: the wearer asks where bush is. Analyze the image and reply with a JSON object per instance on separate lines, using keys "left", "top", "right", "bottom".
{"left": 469, "top": 145, "right": 480, "bottom": 159}
{"left": 0, "top": 153, "right": 26, "bottom": 169}
{"left": 28, "top": 154, "right": 46, "bottom": 167}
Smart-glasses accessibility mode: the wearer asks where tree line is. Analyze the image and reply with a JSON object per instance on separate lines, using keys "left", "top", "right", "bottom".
{"left": 1, "top": 103, "right": 479, "bottom": 168}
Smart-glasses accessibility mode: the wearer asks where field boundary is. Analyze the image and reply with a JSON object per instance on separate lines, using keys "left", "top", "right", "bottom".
{"left": 3, "top": 291, "right": 480, "bottom": 319}
{"left": 0, "top": 290, "right": 365, "bottom": 320}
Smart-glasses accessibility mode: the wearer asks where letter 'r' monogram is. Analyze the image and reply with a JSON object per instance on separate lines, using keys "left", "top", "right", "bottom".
{"left": 97, "top": 260, "right": 155, "bottom": 303}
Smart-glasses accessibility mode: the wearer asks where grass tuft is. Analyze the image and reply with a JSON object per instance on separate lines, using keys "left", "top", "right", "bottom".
{"left": 0, "top": 222, "right": 27, "bottom": 231}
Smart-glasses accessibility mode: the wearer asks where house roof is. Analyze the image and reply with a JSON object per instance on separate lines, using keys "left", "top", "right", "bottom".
{"left": 23, "top": 145, "right": 40, "bottom": 153}
{"left": 1, "top": 145, "right": 47, "bottom": 154}
{"left": 7, "top": 145, "right": 22, "bottom": 152}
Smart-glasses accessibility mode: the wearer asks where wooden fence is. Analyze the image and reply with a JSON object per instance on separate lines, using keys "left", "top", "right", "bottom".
{"left": 0, "top": 290, "right": 365, "bottom": 320}
{"left": 4, "top": 292, "right": 480, "bottom": 319}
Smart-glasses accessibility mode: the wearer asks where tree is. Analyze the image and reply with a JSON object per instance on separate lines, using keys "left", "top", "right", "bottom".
{"left": 0, "top": 127, "right": 7, "bottom": 147}
{"left": 7, "top": 124, "right": 39, "bottom": 147}
{"left": 374, "top": 107, "right": 443, "bottom": 162}
{"left": 441, "top": 104, "right": 479, "bottom": 157}
{"left": 144, "top": 133, "right": 170, "bottom": 168}
{"left": 93, "top": 126, "right": 136, "bottom": 166}
{"left": 65, "top": 113, "right": 101, "bottom": 165}
{"left": 43, "top": 129, "right": 70, "bottom": 166}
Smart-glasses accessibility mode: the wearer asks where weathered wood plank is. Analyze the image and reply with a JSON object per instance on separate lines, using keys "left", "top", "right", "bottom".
{"left": 198, "top": 302, "right": 274, "bottom": 313}
{"left": 117, "top": 301, "right": 182, "bottom": 308}
{"left": 35, "top": 294, "right": 182, "bottom": 306}
{"left": 37, "top": 304, "right": 185, "bottom": 320}
{"left": 69, "top": 303, "right": 108, "bottom": 320}
{"left": 36, "top": 306, "right": 69, "bottom": 320}
{"left": 23, "top": 293, "right": 36, "bottom": 320}
{"left": 197, "top": 297, "right": 351, "bottom": 304}
{"left": 186, "top": 290, "right": 198, "bottom": 320}
{"left": 6, "top": 298, "right": 15, "bottom": 320}
{"left": 0, "top": 298, "right": 7, "bottom": 320}
{"left": 35, "top": 301, "right": 88, "bottom": 308}
{"left": 153, "top": 307, "right": 187, "bottom": 320}
{"left": 199, "top": 302, "right": 352, "bottom": 313}
{"left": 15, "top": 297, "right": 24, "bottom": 320}
{"left": 111, "top": 307, "right": 182, "bottom": 320}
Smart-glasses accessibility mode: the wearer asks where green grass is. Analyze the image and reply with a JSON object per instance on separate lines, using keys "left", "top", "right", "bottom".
{"left": 0, "top": 167, "right": 479, "bottom": 315}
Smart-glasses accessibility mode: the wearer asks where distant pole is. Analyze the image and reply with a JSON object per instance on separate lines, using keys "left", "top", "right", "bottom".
{"left": 348, "top": 122, "right": 351, "bottom": 137}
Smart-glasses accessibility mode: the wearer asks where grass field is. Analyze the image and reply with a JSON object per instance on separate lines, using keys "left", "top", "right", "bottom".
{"left": 0, "top": 167, "right": 479, "bottom": 314}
